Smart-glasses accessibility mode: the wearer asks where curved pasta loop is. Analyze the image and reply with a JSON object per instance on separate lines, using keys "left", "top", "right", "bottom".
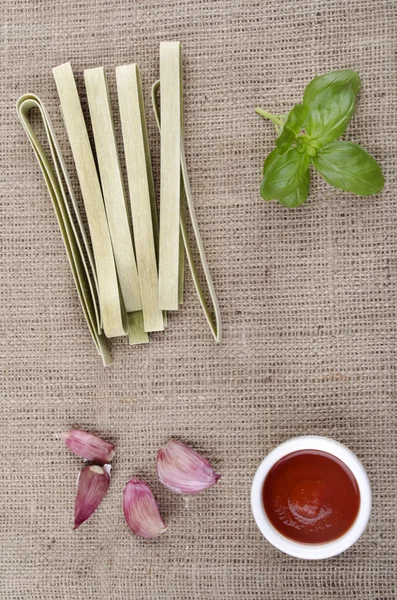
{"left": 16, "top": 93, "right": 112, "bottom": 365}
{"left": 152, "top": 80, "right": 222, "bottom": 343}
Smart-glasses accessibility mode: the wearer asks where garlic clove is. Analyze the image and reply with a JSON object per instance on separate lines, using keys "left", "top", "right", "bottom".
{"left": 156, "top": 439, "right": 221, "bottom": 495}
{"left": 62, "top": 429, "right": 115, "bottom": 464}
{"left": 123, "top": 479, "right": 166, "bottom": 539}
{"left": 74, "top": 464, "right": 111, "bottom": 529}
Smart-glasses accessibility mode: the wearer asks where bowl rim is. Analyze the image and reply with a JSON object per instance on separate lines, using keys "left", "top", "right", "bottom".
{"left": 251, "top": 435, "right": 372, "bottom": 560}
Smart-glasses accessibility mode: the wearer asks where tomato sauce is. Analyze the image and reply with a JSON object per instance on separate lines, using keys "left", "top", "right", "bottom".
{"left": 262, "top": 450, "right": 360, "bottom": 544}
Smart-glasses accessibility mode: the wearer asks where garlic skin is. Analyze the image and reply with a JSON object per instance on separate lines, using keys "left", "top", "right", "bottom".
{"left": 123, "top": 479, "right": 166, "bottom": 539}
{"left": 156, "top": 439, "right": 221, "bottom": 494}
{"left": 74, "top": 465, "right": 111, "bottom": 530}
{"left": 62, "top": 429, "right": 115, "bottom": 464}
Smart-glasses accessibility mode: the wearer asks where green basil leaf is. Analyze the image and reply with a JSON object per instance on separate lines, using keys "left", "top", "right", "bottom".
{"left": 276, "top": 127, "right": 295, "bottom": 154}
{"left": 276, "top": 103, "right": 310, "bottom": 153}
{"left": 278, "top": 169, "right": 310, "bottom": 208}
{"left": 260, "top": 147, "right": 311, "bottom": 200}
{"left": 262, "top": 147, "right": 278, "bottom": 175}
{"left": 283, "top": 103, "right": 310, "bottom": 134}
{"left": 312, "top": 141, "right": 384, "bottom": 195}
{"left": 303, "top": 70, "right": 361, "bottom": 106}
{"left": 305, "top": 84, "right": 355, "bottom": 145}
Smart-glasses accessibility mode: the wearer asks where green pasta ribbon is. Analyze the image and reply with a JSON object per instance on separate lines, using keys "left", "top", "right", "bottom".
{"left": 16, "top": 93, "right": 112, "bottom": 366}
{"left": 116, "top": 64, "right": 164, "bottom": 334}
{"left": 152, "top": 78, "right": 222, "bottom": 343}
{"left": 53, "top": 62, "right": 127, "bottom": 340}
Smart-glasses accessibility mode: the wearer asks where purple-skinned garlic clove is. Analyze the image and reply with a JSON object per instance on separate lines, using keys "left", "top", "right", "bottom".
{"left": 156, "top": 439, "right": 221, "bottom": 494}
{"left": 123, "top": 479, "right": 166, "bottom": 539}
{"left": 74, "top": 464, "right": 111, "bottom": 530}
{"left": 62, "top": 429, "right": 115, "bottom": 464}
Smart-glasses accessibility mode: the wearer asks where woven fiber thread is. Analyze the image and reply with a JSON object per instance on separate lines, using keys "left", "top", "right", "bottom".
{"left": 1, "top": 0, "right": 396, "bottom": 598}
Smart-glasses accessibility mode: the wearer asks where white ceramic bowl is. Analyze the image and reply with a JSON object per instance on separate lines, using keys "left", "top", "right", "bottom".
{"left": 251, "top": 436, "right": 372, "bottom": 559}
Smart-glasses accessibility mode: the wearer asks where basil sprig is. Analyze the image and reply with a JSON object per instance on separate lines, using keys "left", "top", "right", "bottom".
{"left": 256, "top": 70, "right": 384, "bottom": 207}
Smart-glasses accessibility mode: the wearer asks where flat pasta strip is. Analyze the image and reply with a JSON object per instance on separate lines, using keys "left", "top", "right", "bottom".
{"left": 84, "top": 66, "right": 142, "bottom": 314}
{"left": 16, "top": 93, "right": 112, "bottom": 365}
{"left": 158, "top": 42, "right": 182, "bottom": 311}
{"left": 53, "top": 62, "right": 127, "bottom": 339}
{"left": 127, "top": 312, "right": 149, "bottom": 345}
{"left": 116, "top": 64, "right": 164, "bottom": 333}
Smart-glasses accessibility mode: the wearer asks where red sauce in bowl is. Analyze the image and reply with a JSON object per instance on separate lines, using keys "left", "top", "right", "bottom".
{"left": 262, "top": 450, "right": 360, "bottom": 544}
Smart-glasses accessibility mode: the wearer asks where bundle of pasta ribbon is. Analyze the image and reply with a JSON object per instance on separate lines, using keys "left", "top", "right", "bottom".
{"left": 17, "top": 43, "right": 221, "bottom": 364}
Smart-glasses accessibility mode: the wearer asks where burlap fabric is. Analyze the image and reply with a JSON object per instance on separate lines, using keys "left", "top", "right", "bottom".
{"left": 1, "top": 0, "right": 396, "bottom": 598}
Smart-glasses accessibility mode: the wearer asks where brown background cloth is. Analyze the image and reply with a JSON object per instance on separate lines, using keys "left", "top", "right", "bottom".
{"left": 1, "top": 0, "right": 396, "bottom": 598}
